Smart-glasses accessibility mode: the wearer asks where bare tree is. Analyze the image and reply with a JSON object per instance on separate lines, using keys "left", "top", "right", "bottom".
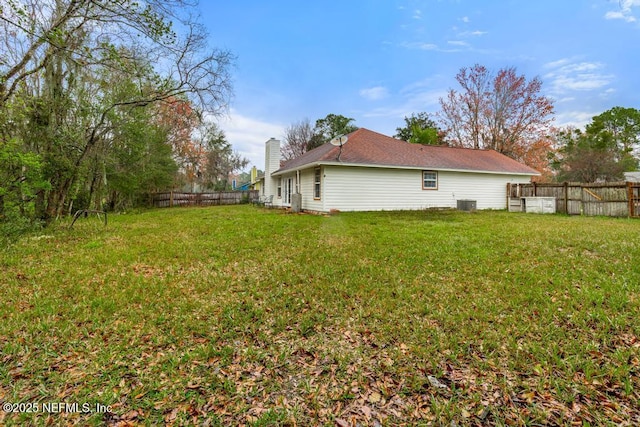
{"left": 282, "top": 119, "right": 314, "bottom": 160}
{"left": 439, "top": 65, "right": 491, "bottom": 150}
{"left": 438, "top": 64, "right": 554, "bottom": 161}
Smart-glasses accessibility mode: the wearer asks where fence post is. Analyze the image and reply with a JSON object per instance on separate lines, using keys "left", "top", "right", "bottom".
{"left": 563, "top": 182, "right": 568, "bottom": 214}
{"left": 628, "top": 181, "right": 634, "bottom": 218}
{"left": 169, "top": 191, "right": 174, "bottom": 208}
{"left": 506, "top": 183, "right": 510, "bottom": 210}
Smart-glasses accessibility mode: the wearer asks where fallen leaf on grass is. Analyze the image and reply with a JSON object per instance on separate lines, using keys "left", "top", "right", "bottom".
{"left": 360, "top": 405, "right": 372, "bottom": 418}
{"left": 427, "top": 375, "right": 448, "bottom": 389}
{"left": 477, "top": 406, "right": 490, "bottom": 420}
{"left": 164, "top": 407, "right": 179, "bottom": 423}
{"left": 520, "top": 391, "right": 536, "bottom": 403}
{"left": 369, "top": 392, "right": 381, "bottom": 403}
{"left": 121, "top": 410, "right": 142, "bottom": 420}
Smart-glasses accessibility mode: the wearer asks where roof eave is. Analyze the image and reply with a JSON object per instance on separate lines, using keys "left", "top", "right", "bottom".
{"left": 272, "top": 161, "right": 539, "bottom": 176}
{"left": 271, "top": 162, "right": 322, "bottom": 176}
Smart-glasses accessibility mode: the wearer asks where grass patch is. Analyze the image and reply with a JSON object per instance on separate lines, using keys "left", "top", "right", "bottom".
{"left": 1, "top": 206, "right": 639, "bottom": 425}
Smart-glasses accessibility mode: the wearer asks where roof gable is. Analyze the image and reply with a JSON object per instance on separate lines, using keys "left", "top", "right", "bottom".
{"left": 275, "top": 128, "right": 539, "bottom": 176}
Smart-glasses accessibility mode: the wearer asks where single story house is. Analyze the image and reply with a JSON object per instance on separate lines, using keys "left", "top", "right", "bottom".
{"left": 262, "top": 128, "right": 539, "bottom": 212}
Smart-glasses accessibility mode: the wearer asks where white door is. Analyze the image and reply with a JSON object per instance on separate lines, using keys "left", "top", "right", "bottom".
{"left": 284, "top": 177, "right": 293, "bottom": 205}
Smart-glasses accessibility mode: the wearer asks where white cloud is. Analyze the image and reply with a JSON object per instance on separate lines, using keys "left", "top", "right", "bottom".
{"left": 543, "top": 59, "right": 620, "bottom": 131}
{"left": 401, "top": 41, "right": 438, "bottom": 50}
{"left": 461, "top": 16, "right": 470, "bottom": 23}
{"left": 353, "top": 79, "right": 448, "bottom": 136}
{"left": 555, "top": 96, "right": 576, "bottom": 103}
{"left": 605, "top": 10, "right": 636, "bottom": 22}
{"left": 458, "top": 30, "right": 487, "bottom": 37}
{"left": 553, "top": 76, "right": 611, "bottom": 91}
{"left": 544, "top": 58, "right": 571, "bottom": 69}
{"left": 398, "top": 79, "right": 448, "bottom": 113}
{"left": 413, "top": 9, "right": 423, "bottom": 19}
{"left": 555, "top": 110, "right": 597, "bottom": 129}
{"left": 565, "top": 62, "right": 601, "bottom": 72}
{"left": 604, "top": 0, "right": 640, "bottom": 22}
{"left": 216, "top": 110, "right": 285, "bottom": 170}
{"left": 406, "top": 90, "right": 447, "bottom": 109}
{"left": 359, "top": 86, "right": 390, "bottom": 101}
{"left": 401, "top": 38, "right": 490, "bottom": 54}
{"left": 543, "top": 59, "right": 614, "bottom": 94}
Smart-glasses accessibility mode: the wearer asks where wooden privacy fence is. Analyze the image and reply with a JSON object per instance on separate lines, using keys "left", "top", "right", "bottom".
{"left": 151, "top": 190, "right": 258, "bottom": 208}
{"left": 508, "top": 182, "right": 640, "bottom": 218}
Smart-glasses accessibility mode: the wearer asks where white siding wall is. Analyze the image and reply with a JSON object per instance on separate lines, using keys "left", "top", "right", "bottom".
{"left": 300, "top": 168, "right": 324, "bottom": 212}
{"left": 315, "top": 166, "right": 530, "bottom": 212}
{"left": 272, "top": 176, "right": 283, "bottom": 208}
{"left": 272, "top": 174, "right": 289, "bottom": 208}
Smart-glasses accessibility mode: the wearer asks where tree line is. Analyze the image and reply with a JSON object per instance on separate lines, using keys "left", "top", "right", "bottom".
{"left": 282, "top": 65, "right": 639, "bottom": 184}
{"left": 0, "top": 0, "right": 246, "bottom": 234}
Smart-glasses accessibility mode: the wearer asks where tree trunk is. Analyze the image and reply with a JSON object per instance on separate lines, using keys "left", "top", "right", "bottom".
{"left": 35, "top": 190, "right": 47, "bottom": 222}
{"left": 88, "top": 167, "right": 99, "bottom": 210}
{"left": 44, "top": 177, "right": 73, "bottom": 222}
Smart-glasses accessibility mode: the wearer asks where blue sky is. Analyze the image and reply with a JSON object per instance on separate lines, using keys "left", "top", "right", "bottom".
{"left": 198, "top": 0, "right": 640, "bottom": 169}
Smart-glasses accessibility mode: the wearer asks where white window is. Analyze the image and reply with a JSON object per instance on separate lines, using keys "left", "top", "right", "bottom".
{"left": 314, "top": 167, "right": 321, "bottom": 199}
{"left": 277, "top": 178, "right": 282, "bottom": 198}
{"left": 422, "top": 171, "right": 438, "bottom": 190}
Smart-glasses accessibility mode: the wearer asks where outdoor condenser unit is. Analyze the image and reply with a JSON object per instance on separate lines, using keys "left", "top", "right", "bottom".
{"left": 291, "top": 193, "right": 302, "bottom": 213}
{"left": 457, "top": 199, "right": 477, "bottom": 212}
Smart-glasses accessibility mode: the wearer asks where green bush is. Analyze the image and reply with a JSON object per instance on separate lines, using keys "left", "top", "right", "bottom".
{"left": 0, "top": 206, "right": 43, "bottom": 245}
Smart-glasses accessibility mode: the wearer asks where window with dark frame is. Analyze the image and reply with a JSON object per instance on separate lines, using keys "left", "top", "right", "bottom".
{"left": 314, "top": 167, "right": 321, "bottom": 199}
{"left": 422, "top": 171, "right": 438, "bottom": 189}
{"left": 277, "top": 178, "right": 282, "bottom": 198}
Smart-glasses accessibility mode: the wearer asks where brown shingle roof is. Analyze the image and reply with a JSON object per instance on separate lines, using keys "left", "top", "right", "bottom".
{"left": 274, "top": 128, "right": 539, "bottom": 176}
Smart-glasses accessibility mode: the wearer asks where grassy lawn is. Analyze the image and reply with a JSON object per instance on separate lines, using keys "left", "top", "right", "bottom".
{"left": 1, "top": 206, "right": 639, "bottom": 426}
